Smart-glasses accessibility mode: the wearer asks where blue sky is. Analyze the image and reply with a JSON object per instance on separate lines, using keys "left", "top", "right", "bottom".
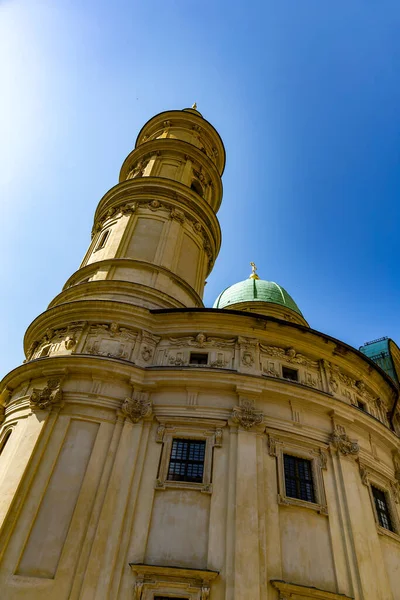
{"left": 2, "top": 0, "right": 400, "bottom": 375}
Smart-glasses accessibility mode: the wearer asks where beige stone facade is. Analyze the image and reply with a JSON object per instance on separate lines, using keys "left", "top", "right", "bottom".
{"left": 0, "top": 107, "right": 400, "bottom": 600}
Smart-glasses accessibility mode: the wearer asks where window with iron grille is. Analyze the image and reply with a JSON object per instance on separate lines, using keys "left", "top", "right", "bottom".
{"left": 284, "top": 454, "right": 315, "bottom": 503}
{"left": 372, "top": 486, "right": 394, "bottom": 531}
{"left": 167, "top": 439, "right": 206, "bottom": 483}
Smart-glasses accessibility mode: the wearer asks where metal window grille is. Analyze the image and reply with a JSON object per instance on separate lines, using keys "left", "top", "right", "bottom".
{"left": 372, "top": 486, "right": 394, "bottom": 531}
{"left": 284, "top": 454, "right": 315, "bottom": 503}
{"left": 167, "top": 438, "right": 206, "bottom": 483}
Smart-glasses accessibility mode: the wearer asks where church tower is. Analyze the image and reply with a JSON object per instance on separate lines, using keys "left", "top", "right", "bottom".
{"left": 1, "top": 107, "right": 400, "bottom": 600}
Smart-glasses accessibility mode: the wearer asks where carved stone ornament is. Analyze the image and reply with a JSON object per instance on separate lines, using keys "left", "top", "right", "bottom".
{"left": 156, "top": 424, "right": 166, "bottom": 443}
{"left": 232, "top": 398, "right": 263, "bottom": 430}
{"left": 318, "top": 448, "right": 328, "bottom": 470}
{"left": 30, "top": 378, "right": 63, "bottom": 411}
{"left": 267, "top": 435, "right": 278, "bottom": 457}
{"left": 121, "top": 391, "right": 151, "bottom": 423}
{"left": 330, "top": 429, "right": 359, "bottom": 456}
{"left": 357, "top": 460, "right": 369, "bottom": 486}
{"left": 133, "top": 579, "right": 144, "bottom": 600}
{"left": 391, "top": 481, "right": 400, "bottom": 504}
{"left": 201, "top": 585, "right": 210, "bottom": 600}
{"left": 214, "top": 428, "right": 223, "bottom": 447}
{"left": 392, "top": 450, "right": 400, "bottom": 482}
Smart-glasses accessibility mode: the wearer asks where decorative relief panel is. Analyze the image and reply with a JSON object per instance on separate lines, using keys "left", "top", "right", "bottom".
{"left": 259, "top": 344, "right": 322, "bottom": 390}
{"left": 325, "top": 360, "right": 384, "bottom": 419}
{"left": 25, "top": 322, "right": 87, "bottom": 362}
{"left": 84, "top": 323, "right": 138, "bottom": 361}
{"left": 155, "top": 332, "right": 235, "bottom": 369}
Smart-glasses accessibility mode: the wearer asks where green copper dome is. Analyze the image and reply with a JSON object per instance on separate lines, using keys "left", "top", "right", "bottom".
{"left": 213, "top": 278, "right": 303, "bottom": 316}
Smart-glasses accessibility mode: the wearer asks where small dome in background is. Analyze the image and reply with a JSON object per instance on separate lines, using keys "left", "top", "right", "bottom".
{"left": 213, "top": 264, "right": 308, "bottom": 327}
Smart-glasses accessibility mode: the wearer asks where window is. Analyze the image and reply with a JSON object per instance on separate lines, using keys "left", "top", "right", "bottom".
{"left": 190, "top": 180, "right": 203, "bottom": 197}
{"left": 282, "top": 366, "right": 298, "bottom": 381}
{"left": 284, "top": 454, "right": 315, "bottom": 503}
{"left": 372, "top": 486, "right": 394, "bottom": 532}
{"left": 357, "top": 399, "right": 367, "bottom": 412}
{"left": 0, "top": 430, "right": 12, "bottom": 456}
{"left": 167, "top": 439, "right": 206, "bottom": 483}
{"left": 95, "top": 230, "right": 110, "bottom": 251}
{"left": 189, "top": 352, "right": 208, "bottom": 365}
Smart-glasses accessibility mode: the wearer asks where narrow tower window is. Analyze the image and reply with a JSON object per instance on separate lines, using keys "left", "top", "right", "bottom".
{"left": 372, "top": 486, "right": 394, "bottom": 531}
{"left": 190, "top": 179, "right": 204, "bottom": 197}
{"left": 0, "top": 430, "right": 12, "bottom": 456}
{"left": 167, "top": 439, "right": 206, "bottom": 483}
{"left": 283, "top": 454, "right": 315, "bottom": 503}
{"left": 95, "top": 230, "right": 110, "bottom": 251}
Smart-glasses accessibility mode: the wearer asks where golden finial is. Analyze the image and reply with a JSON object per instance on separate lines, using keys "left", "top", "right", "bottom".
{"left": 192, "top": 102, "right": 197, "bottom": 110}
{"left": 249, "top": 262, "right": 260, "bottom": 280}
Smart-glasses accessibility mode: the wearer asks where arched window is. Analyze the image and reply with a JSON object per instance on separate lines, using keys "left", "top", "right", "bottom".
{"left": 95, "top": 230, "right": 110, "bottom": 251}
{"left": 0, "top": 430, "right": 12, "bottom": 456}
{"left": 190, "top": 180, "right": 203, "bottom": 197}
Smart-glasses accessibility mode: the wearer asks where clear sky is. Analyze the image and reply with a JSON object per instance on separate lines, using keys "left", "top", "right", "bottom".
{"left": 2, "top": 0, "right": 400, "bottom": 376}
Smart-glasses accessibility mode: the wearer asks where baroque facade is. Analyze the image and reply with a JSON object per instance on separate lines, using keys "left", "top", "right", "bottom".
{"left": 0, "top": 106, "right": 400, "bottom": 600}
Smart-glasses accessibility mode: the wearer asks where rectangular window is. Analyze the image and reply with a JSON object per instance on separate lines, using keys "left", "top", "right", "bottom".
{"left": 189, "top": 352, "right": 208, "bottom": 365}
{"left": 282, "top": 366, "right": 298, "bottom": 381}
{"left": 357, "top": 399, "right": 367, "bottom": 412}
{"left": 284, "top": 454, "right": 315, "bottom": 503}
{"left": 372, "top": 486, "right": 394, "bottom": 531}
{"left": 167, "top": 439, "right": 206, "bottom": 483}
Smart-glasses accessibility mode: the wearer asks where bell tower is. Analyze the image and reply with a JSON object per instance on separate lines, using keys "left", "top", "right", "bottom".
{"left": 55, "top": 105, "right": 225, "bottom": 311}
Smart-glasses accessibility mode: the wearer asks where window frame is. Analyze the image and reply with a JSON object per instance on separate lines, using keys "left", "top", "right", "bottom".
{"left": 94, "top": 229, "right": 110, "bottom": 252}
{"left": 371, "top": 485, "right": 394, "bottom": 531}
{"left": 167, "top": 438, "right": 206, "bottom": 484}
{"left": 130, "top": 563, "right": 218, "bottom": 600}
{"left": 283, "top": 453, "right": 316, "bottom": 504}
{"left": 360, "top": 462, "right": 400, "bottom": 540}
{"left": 268, "top": 432, "right": 328, "bottom": 514}
{"left": 155, "top": 419, "right": 224, "bottom": 493}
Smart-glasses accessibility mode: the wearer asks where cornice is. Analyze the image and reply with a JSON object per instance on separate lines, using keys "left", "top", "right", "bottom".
{"left": 150, "top": 307, "right": 398, "bottom": 397}
{"left": 118, "top": 138, "right": 223, "bottom": 208}
{"left": 134, "top": 108, "right": 226, "bottom": 174}
{"left": 92, "top": 177, "right": 222, "bottom": 249}
{"left": 60, "top": 259, "right": 204, "bottom": 303}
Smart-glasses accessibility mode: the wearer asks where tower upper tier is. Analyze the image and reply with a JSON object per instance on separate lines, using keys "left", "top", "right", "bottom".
{"left": 47, "top": 107, "right": 225, "bottom": 314}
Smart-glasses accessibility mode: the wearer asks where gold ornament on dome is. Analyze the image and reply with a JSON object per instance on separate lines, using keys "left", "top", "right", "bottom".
{"left": 249, "top": 261, "right": 260, "bottom": 280}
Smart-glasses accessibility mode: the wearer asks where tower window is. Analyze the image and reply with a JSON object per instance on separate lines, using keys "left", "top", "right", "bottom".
{"left": 0, "top": 430, "right": 12, "bottom": 456}
{"left": 282, "top": 366, "right": 298, "bottom": 382}
{"left": 167, "top": 439, "right": 206, "bottom": 483}
{"left": 190, "top": 179, "right": 204, "bottom": 197}
{"left": 95, "top": 230, "right": 110, "bottom": 251}
{"left": 39, "top": 345, "right": 51, "bottom": 358}
{"left": 284, "top": 454, "right": 315, "bottom": 503}
{"left": 372, "top": 486, "right": 394, "bottom": 531}
{"left": 189, "top": 352, "right": 208, "bottom": 365}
